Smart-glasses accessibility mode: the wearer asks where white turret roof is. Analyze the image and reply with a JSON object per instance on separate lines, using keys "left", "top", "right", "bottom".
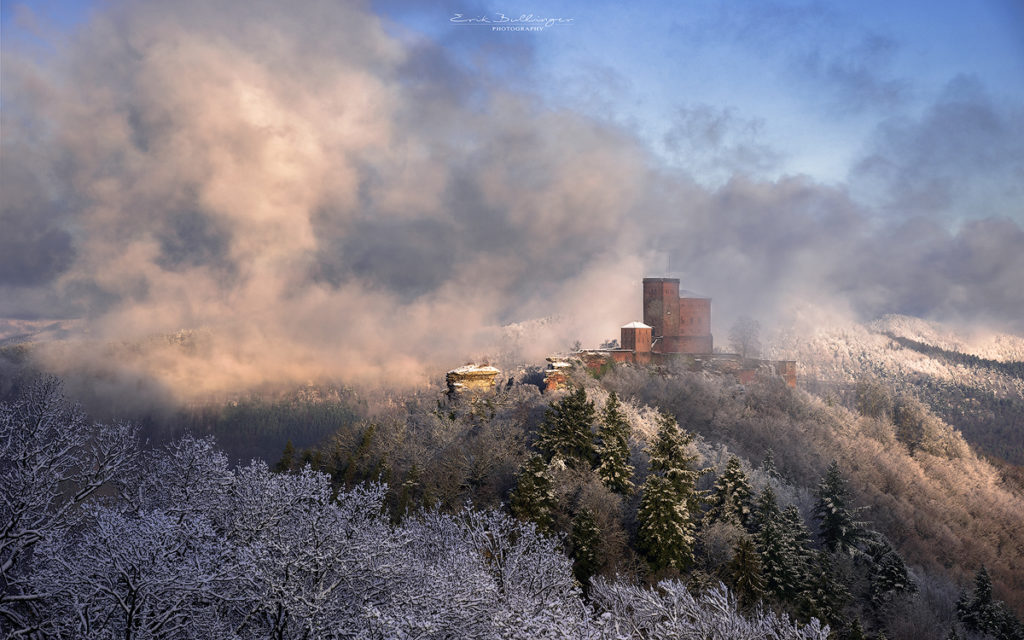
{"left": 621, "top": 321, "right": 652, "bottom": 329}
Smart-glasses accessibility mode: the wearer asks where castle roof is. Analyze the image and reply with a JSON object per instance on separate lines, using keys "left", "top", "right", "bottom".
{"left": 679, "top": 289, "right": 710, "bottom": 299}
{"left": 621, "top": 321, "right": 652, "bottom": 329}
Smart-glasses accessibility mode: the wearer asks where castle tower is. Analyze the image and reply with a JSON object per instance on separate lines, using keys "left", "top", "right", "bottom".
{"left": 643, "top": 277, "right": 680, "bottom": 342}
{"left": 643, "top": 277, "right": 713, "bottom": 354}
{"left": 676, "top": 290, "right": 713, "bottom": 353}
{"left": 621, "top": 322, "right": 652, "bottom": 353}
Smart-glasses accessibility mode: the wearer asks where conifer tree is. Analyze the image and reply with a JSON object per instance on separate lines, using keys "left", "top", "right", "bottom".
{"left": 846, "top": 619, "right": 867, "bottom": 640}
{"left": 275, "top": 439, "right": 295, "bottom": 472}
{"left": 637, "top": 412, "right": 701, "bottom": 572}
{"left": 570, "top": 508, "right": 601, "bottom": 587}
{"left": 813, "top": 460, "right": 865, "bottom": 555}
{"left": 647, "top": 412, "right": 701, "bottom": 505}
{"left": 955, "top": 566, "right": 1022, "bottom": 639}
{"left": 637, "top": 475, "right": 695, "bottom": 572}
{"left": 753, "top": 487, "right": 805, "bottom": 603}
{"left": 761, "top": 449, "right": 779, "bottom": 478}
{"left": 509, "top": 454, "right": 557, "bottom": 533}
{"left": 596, "top": 392, "right": 634, "bottom": 494}
{"left": 866, "top": 536, "right": 917, "bottom": 607}
{"left": 726, "top": 536, "right": 765, "bottom": 610}
{"left": 535, "top": 386, "right": 597, "bottom": 468}
{"left": 782, "top": 505, "right": 815, "bottom": 565}
{"left": 805, "top": 551, "right": 851, "bottom": 627}
{"left": 706, "top": 455, "right": 754, "bottom": 527}
{"left": 780, "top": 504, "right": 817, "bottom": 614}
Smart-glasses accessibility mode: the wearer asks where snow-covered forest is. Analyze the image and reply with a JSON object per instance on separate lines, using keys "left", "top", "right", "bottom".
{"left": 5, "top": 343, "right": 1024, "bottom": 639}
{"left": 773, "top": 315, "right": 1024, "bottom": 466}
{"left": 1, "top": 378, "right": 831, "bottom": 639}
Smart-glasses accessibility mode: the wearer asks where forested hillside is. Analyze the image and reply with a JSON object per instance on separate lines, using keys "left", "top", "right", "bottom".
{"left": 4, "top": 321, "right": 1024, "bottom": 638}
{"left": 260, "top": 358, "right": 1024, "bottom": 639}
{"left": 774, "top": 315, "right": 1024, "bottom": 466}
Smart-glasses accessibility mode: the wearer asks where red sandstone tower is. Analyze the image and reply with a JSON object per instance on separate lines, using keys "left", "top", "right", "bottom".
{"left": 642, "top": 277, "right": 713, "bottom": 354}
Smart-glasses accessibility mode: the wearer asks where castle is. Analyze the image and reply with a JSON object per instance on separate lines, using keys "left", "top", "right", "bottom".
{"left": 553, "top": 277, "right": 797, "bottom": 388}
{"left": 448, "top": 277, "right": 797, "bottom": 394}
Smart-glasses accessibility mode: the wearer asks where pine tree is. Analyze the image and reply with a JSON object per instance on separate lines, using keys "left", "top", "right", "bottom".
{"left": 761, "top": 449, "right": 779, "bottom": 478}
{"left": 275, "top": 439, "right": 295, "bottom": 472}
{"left": 866, "top": 536, "right": 917, "bottom": 607}
{"left": 813, "top": 460, "right": 865, "bottom": 555}
{"left": 535, "top": 386, "right": 597, "bottom": 468}
{"left": 648, "top": 412, "right": 701, "bottom": 504}
{"left": 780, "top": 504, "right": 817, "bottom": 616}
{"left": 637, "top": 412, "right": 702, "bottom": 572}
{"left": 637, "top": 475, "right": 695, "bottom": 572}
{"left": 570, "top": 508, "right": 601, "bottom": 587}
{"left": 706, "top": 455, "right": 754, "bottom": 528}
{"left": 753, "top": 487, "right": 805, "bottom": 603}
{"left": 956, "top": 566, "right": 1020, "bottom": 638}
{"left": 596, "top": 392, "right": 634, "bottom": 494}
{"left": 846, "top": 619, "right": 867, "bottom": 640}
{"left": 782, "top": 505, "right": 815, "bottom": 563}
{"left": 805, "top": 551, "right": 851, "bottom": 627}
{"left": 726, "top": 536, "right": 765, "bottom": 610}
{"left": 509, "top": 454, "right": 557, "bottom": 533}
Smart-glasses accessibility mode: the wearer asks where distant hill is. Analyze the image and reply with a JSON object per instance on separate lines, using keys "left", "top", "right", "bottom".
{"left": 773, "top": 315, "right": 1024, "bottom": 466}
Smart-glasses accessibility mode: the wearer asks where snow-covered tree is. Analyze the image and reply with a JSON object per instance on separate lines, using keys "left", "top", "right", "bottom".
{"left": 955, "top": 565, "right": 1023, "bottom": 640}
{"left": 510, "top": 453, "right": 557, "bottom": 532}
{"left": 865, "top": 535, "right": 916, "bottom": 608}
{"left": 637, "top": 413, "right": 702, "bottom": 572}
{"left": 804, "top": 551, "right": 850, "bottom": 627}
{"left": 450, "top": 507, "right": 588, "bottom": 638}
{"left": 638, "top": 475, "right": 695, "bottom": 572}
{"left": 706, "top": 455, "right": 754, "bottom": 528}
{"left": 753, "top": 487, "right": 807, "bottom": 604}
{"left": 570, "top": 508, "right": 601, "bottom": 586}
{"left": 589, "top": 579, "right": 830, "bottom": 640}
{"left": 596, "top": 392, "right": 634, "bottom": 494}
{"left": 228, "top": 469, "right": 397, "bottom": 639}
{"left": 725, "top": 536, "right": 765, "bottom": 610}
{"left": 647, "top": 411, "right": 701, "bottom": 502}
{"left": 30, "top": 507, "right": 236, "bottom": 639}
{"left": 0, "top": 377, "right": 138, "bottom": 634}
{"left": 813, "top": 460, "right": 865, "bottom": 555}
{"left": 535, "top": 386, "right": 597, "bottom": 468}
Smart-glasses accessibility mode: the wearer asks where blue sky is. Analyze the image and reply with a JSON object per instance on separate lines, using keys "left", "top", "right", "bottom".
{"left": 372, "top": 0, "right": 1024, "bottom": 188}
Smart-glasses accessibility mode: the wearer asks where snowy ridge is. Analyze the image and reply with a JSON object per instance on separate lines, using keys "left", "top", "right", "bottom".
{"left": 870, "top": 314, "right": 1024, "bottom": 363}
{"left": 774, "top": 315, "right": 1024, "bottom": 399}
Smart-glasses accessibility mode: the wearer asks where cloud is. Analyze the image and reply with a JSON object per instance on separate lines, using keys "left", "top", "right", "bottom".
{"left": 0, "top": 0, "right": 653, "bottom": 398}
{"left": 798, "top": 33, "right": 911, "bottom": 113}
{"left": 852, "top": 75, "right": 1024, "bottom": 222}
{"left": 663, "top": 104, "right": 782, "bottom": 183}
{"left": 0, "top": 0, "right": 1021, "bottom": 404}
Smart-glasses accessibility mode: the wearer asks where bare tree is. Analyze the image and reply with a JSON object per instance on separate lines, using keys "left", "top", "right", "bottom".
{"left": 1, "top": 377, "right": 138, "bottom": 633}
{"left": 729, "top": 316, "right": 762, "bottom": 360}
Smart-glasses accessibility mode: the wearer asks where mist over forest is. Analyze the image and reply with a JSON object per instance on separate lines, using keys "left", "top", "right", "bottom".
{"left": 2, "top": 0, "right": 1022, "bottom": 402}
{"left": 2, "top": 1, "right": 1023, "bottom": 639}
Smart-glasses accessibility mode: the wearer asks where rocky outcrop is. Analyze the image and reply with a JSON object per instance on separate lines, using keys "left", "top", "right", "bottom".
{"left": 542, "top": 358, "right": 573, "bottom": 392}
{"left": 446, "top": 364, "right": 500, "bottom": 394}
